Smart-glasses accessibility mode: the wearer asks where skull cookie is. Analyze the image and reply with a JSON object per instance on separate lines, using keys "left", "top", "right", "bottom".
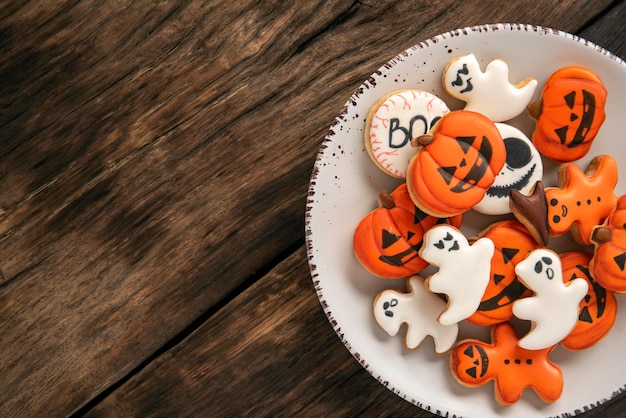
{"left": 474, "top": 123, "right": 543, "bottom": 215}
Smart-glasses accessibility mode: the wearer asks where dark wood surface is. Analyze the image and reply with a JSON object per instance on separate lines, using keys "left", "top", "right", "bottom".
{"left": 1, "top": 1, "right": 625, "bottom": 416}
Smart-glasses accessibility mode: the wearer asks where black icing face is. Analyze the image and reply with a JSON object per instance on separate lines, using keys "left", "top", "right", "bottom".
{"left": 433, "top": 231, "right": 460, "bottom": 252}
{"left": 534, "top": 256, "right": 555, "bottom": 280}
{"left": 486, "top": 136, "right": 537, "bottom": 199}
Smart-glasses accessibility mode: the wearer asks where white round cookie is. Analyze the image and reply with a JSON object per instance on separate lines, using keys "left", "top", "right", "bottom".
{"left": 365, "top": 90, "right": 449, "bottom": 178}
{"left": 474, "top": 123, "right": 543, "bottom": 215}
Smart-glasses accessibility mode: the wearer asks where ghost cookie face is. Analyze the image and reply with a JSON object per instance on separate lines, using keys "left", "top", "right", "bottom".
{"left": 528, "top": 65, "right": 607, "bottom": 162}
{"left": 406, "top": 110, "right": 506, "bottom": 217}
{"left": 373, "top": 275, "right": 459, "bottom": 354}
{"left": 442, "top": 53, "right": 538, "bottom": 122}
{"left": 365, "top": 90, "right": 449, "bottom": 178}
{"left": 420, "top": 225, "right": 494, "bottom": 325}
{"left": 474, "top": 123, "right": 543, "bottom": 215}
{"left": 512, "top": 249, "right": 589, "bottom": 350}
{"left": 450, "top": 322, "right": 563, "bottom": 405}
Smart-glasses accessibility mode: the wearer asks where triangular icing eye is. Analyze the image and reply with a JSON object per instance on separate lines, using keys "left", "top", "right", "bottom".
{"left": 464, "top": 345, "right": 474, "bottom": 357}
{"left": 444, "top": 232, "right": 453, "bottom": 241}
{"left": 465, "top": 366, "right": 477, "bottom": 379}
{"left": 381, "top": 230, "right": 401, "bottom": 249}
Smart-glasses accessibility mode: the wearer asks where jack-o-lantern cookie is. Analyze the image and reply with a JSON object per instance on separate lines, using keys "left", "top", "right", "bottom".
{"left": 559, "top": 251, "right": 617, "bottom": 351}
{"left": 545, "top": 155, "right": 618, "bottom": 245}
{"left": 420, "top": 225, "right": 493, "bottom": 325}
{"left": 590, "top": 194, "right": 626, "bottom": 293}
{"left": 406, "top": 110, "right": 506, "bottom": 217}
{"left": 467, "top": 221, "right": 537, "bottom": 326}
{"left": 353, "top": 183, "right": 462, "bottom": 279}
{"left": 365, "top": 90, "right": 449, "bottom": 178}
{"left": 528, "top": 65, "right": 607, "bottom": 162}
{"left": 373, "top": 275, "right": 459, "bottom": 354}
{"left": 474, "top": 123, "right": 543, "bottom": 215}
{"left": 513, "top": 249, "right": 589, "bottom": 350}
{"left": 450, "top": 322, "right": 563, "bottom": 405}
{"left": 442, "top": 53, "right": 538, "bottom": 122}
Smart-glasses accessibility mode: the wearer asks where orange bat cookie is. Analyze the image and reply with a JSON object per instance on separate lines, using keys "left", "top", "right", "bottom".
{"left": 545, "top": 155, "right": 618, "bottom": 245}
{"left": 450, "top": 322, "right": 563, "bottom": 405}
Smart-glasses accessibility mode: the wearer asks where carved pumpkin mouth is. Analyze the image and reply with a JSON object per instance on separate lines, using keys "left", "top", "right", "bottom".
{"left": 478, "top": 279, "right": 528, "bottom": 310}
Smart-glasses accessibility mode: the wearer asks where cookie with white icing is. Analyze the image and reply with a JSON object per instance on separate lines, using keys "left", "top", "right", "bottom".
{"left": 420, "top": 225, "right": 494, "bottom": 325}
{"left": 373, "top": 275, "right": 459, "bottom": 354}
{"left": 474, "top": 123, "right": 543, "bottom": 215}
{"left": 365, "top": 89, "right": 449, "bottom": 178}
{"left": 512, "top": 249, "right": 589, "bottom": 350}
{"left": 442, "top": 53, "right": 538, "bottom": 122}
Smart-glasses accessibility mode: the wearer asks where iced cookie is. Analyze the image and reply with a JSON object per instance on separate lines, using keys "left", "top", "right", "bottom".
{"left": 353, "top": 183, "right": 462, "bottom": 279}
{"left": 442, "top": 53, "right": 538, "bottom": 122}
{"left": 450, "top": 322, "right": 563, "bottom": 405}
{"left": 545, "top": 155, "right": 618, "bottom": 245}
{"left": 590, "top": 194, "right": 626, "bottom": 293}
{"left": 559, "top": 251, "right": 617, "bottom": 351}
{"left": 406, "top": 110, "right": 506, "bottom": 217}
{"left": 512, "top": 249, "right": 588, "bottom": 350}
{"left": 474, "top": 123, "right": 543, "bottom": 215}
{"left": 373, "top": 275, "right": 459, "bottom": 354}
{"left": 528, "top": 65, "right": 607, "bottom": 162}
{"left": 365, "top": 90, "right": 450, "bottom": 178}
{"left": 509, "top": 181, "right": 550, "bottom": 246}
{"left": 420, "top": 225, "right": 493, "bottom": 325}
{"left": 467, "top": 221, "right": 537, "bottom": 326}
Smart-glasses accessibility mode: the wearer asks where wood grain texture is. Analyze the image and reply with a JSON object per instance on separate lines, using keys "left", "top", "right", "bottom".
{"left": 0, "top": 0, "right": 624, "bottom": 416}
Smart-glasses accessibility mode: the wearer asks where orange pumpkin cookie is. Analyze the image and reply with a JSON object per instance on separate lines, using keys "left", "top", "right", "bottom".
{"left": 450, "top": 322, "right": 563, "bottom": 405}
{"left": 560, "top": 251, "right": 617, "bottom": 351}
{"left": 467, "top": 220, "right": 537, "bottom": 326}
{"left": 406, "top": 110, "right": 506, "bottom": 217}
{"left": 528, "top": 65, "right": 607, "bottom": 162}
{"left": 353, "top": 183, "right": 462, "bottom": 279}
{"left": 545, "top": 155, "right": 618, "bottom": 245}
{"left": 590, "top": 194, "right": 626, "bottom": 293}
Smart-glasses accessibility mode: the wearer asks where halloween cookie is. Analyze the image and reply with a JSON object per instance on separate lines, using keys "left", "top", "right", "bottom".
{"left": 545, "top": 155, "right": 618, "bottom": 245}
{"left": 442, "top": 53, "right": 538, "bottom": 122}
{"left": 590, "top": 194, "right": 626, "bottom": 293}
{"left": 509, "top": 181, "right": 550, "bottom": 246}
{"left": 467, "top": 220, "right": 537, "bottom": 326}
{"left": 373, "top": 275, "right": 459, "bottom": 354}
{"left": 353, "top": 183, "right": 462, "bottom": 279}
{"left": 406, "top": 110, "right": 506, "bottom": 217}
{"left": 450, "top": 322, "right": 563, "bottom": 405}
{"left": 512, "top": 249, "right": 589, "bottom": 350}
{"left": 420, "top": 225, "right": 493, "bottom": 325}
{"left": 474, "top": 123, "right": 543, "bottom": 215}
{"left": 365, "top": 90, "right": 450, "bottom": 178}
{"left": 559, "top": 251, "right": 617, "bottom": 351}
{"left": 528, "top": 65, "right": 607, "bottom": 162}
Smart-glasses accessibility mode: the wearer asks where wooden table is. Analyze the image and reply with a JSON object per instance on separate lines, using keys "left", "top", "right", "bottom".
{"left": 1, "top": 1, "right": 625, "bottom": 416}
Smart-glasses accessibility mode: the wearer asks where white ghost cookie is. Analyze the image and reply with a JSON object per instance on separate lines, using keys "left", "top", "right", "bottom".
{"left": 365, "top": 90, "right": 449, "bottom": 178}
{"left": 474, "top": 123, "right": 543, "bottom": 215}
{"left": 442, "top": 53, "right": 538, "bottom": 122}
{"left": 373, "top": 275, "right": 459, "bottom": 354}
{"left": 513, "top": 249, "right": 589, "bottom": 350}
{"left": 420, "top": 225, "right": 494, "bottom": 325}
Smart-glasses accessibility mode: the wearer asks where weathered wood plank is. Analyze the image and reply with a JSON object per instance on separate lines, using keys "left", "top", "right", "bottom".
{"left": 0, "top": 0, "right": 622, "bottom": 416}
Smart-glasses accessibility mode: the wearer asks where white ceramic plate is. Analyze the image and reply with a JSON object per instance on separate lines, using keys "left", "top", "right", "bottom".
{"left": 305, "top": 23, "right": 626, "bottom": 417}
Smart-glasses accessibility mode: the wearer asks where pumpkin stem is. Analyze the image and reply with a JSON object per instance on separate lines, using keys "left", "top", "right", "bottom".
{"left": 411, "top": 134, "right": 434, "bottom": 147}
{"left": 591, "top": 226, "right": 612, "bottom": 244}
{"left": 378, "top": 190, "right": 395, "bottom": 209}
{"left": 527, "top": 98, "right": 543, "bottom": 120}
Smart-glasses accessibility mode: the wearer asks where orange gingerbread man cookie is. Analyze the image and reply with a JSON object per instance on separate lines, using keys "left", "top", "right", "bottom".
{"left": 406, "top": 110, "right": 506, "bottom": 217}
{"left": 590, "top": 194, "right": 626, "bottom": 293}
{"left": 545, "top": 155, "right": 618, "bottom": 245}
{"left": 528, "top": 65, "right": 607, "bottom": 162}
{"left": 560, "top": 251, "right": 617, "bottom": 351}
{"left": 450, "top": 322, "right": 563, "bottom": 405}
{"left": 353, "top": 183, "right": 462, "bottom": 279}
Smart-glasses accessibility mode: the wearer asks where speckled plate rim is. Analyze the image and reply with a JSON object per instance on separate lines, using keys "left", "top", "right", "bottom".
{"left": 305, "top": 23, "right": 626, "bottom": 418}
